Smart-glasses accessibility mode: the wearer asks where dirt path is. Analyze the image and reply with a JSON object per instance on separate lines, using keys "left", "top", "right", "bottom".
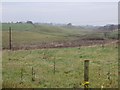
{"left": 3, "top": 40, "right": 118, "bottom": 51}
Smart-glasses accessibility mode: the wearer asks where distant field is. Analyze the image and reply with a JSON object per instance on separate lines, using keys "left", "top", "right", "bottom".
{"left": 2, "top": 43, "right": 118, "bottom": 88}
{"left": 2, "top": 23, "right": 87, "bottom": 48}
{"left": 2, "top": 23, "right": 118, "bottom": 49}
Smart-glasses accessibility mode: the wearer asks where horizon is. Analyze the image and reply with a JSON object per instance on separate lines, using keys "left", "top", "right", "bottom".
{"left": 1, "top": 21, "right": 118, "bottom": 27}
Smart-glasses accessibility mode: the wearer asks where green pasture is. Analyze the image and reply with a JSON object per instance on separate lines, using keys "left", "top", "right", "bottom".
{"left": 2, "top": 23, "right": 118, "bottom": 48}
{"left": 2, "top": 43, "right": 118, "bottom": 88}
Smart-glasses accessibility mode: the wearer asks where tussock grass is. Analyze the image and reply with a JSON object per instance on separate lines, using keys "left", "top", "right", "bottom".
{"left": 2, "top": 43, "right": 118, "bottom": 88}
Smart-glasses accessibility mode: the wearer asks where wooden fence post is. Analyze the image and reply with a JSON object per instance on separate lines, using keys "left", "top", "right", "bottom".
{"left": 20, "top": 68, "right": 23, "bottom": 84}
{"left": 32, "top": 67, "right": 35, "bottom": 81}
{"left": 53, "top": 57, "right": 56, "bottom": 74}
{"left": 9, "top": 27, "right": 12, "bottom": 50}
{"left": 84, "top": 60, "right": 90, "bottom": 89}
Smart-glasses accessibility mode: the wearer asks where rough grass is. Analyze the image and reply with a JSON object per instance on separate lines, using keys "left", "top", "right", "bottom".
{"left": 2, "top": 43, "right": 118, "bottom": 88}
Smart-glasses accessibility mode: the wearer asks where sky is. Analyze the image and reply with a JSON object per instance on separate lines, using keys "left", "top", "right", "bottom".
{"left": 1, "top": 2, "right": 118, "bottom": 26}
{"left": 1, "top": 0, "right": 119, "bottom": 2}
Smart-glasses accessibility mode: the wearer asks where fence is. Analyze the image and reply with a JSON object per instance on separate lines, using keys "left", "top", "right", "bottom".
{"left": 3, "top": 27, "right": 118, "bottom": 88}
{"left": 8, "top": 58, "right": 117, "bottom": 88}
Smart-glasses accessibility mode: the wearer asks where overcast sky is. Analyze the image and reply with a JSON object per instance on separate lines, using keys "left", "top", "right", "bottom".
{"left": 2, "top": 2, "right": 118, "bottom": 26}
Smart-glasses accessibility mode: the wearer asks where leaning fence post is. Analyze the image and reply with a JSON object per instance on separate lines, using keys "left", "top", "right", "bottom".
{"left": 84, "top": 60, "right": 90, "bottom": 89}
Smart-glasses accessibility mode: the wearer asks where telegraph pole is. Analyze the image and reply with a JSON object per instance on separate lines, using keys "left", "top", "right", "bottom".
{"left": 9, "top": 27, "right": 12, "bottom": 50}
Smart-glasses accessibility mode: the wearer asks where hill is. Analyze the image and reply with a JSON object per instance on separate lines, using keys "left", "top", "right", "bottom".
{"left": 2, "top": 23, "right": 118, "bottom": 49}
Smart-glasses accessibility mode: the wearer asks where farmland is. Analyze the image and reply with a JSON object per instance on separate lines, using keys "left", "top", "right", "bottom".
{"left": 2, "top": 23, "right": 118, "bottom": 49}
{"left": 2, "top": 23, "right": 118, "bottom": 88}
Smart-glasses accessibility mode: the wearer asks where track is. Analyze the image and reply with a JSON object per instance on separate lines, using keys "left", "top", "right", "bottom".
{"left": 3, "top": 39, "right": 118, "bottom": 50}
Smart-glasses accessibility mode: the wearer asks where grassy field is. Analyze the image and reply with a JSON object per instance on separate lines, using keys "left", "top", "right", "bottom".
{"left": 2, "top": 43, "right": 118, "bottom": 88}
{"left": 2, "top": 23, "right": 118, "bottom": 49}
{"left": 2, "top": 23, "right": 87, "bottom": 48}
{"left": 2, "top": 23, "right": 118, "bottom": 88}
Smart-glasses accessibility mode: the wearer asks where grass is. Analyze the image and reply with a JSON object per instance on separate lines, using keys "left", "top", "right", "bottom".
{"left": 2, "top": 23, "right": 118, "bottom": 88}
{"left": 2, "top": 23, "right": 118, "bottom": 49}
{"left": 2, "top": 43, "right": 118, "bottom": 88}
